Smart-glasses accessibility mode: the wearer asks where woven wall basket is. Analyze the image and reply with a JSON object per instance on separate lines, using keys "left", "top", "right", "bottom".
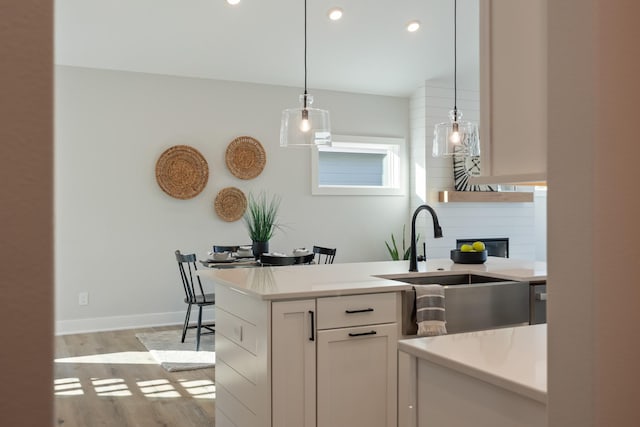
{"left": 155, "top": 145, "right": 209, "bottom": 199}
{"left": 214, "top": 187, "right": 247, "bottom": 222}
{"left": 225, "top": 136, "right": 266, "bottom": 180}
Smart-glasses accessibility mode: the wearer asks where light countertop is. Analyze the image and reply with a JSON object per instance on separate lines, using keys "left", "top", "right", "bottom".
{"left": 197, "top": 257, "right": 547, "bottom": 300}
{"left": 399, "top": 324, "right": 547, "bottom": 403}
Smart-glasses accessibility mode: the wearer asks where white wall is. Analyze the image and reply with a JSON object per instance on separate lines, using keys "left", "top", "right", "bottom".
{"left": 55, "top": 66, "right": 410, "bottom": 334}
{"left": 410, "top": 83, "right": 545, "bottom": 260}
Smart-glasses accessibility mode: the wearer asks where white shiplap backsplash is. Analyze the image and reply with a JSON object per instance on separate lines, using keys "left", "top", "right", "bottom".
{"left": 409, "top": 83, "right": 545, "bottom": 261}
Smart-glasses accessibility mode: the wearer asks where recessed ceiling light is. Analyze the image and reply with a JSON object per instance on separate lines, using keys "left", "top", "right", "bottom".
{"left": 227, "top": 0, "right": 240, "bottom": 5}
{"left": 328, "top": 8, "right": 343, "bottom": 21}
{"left": 407, "top": 20, "right": 421, "bottom": 32}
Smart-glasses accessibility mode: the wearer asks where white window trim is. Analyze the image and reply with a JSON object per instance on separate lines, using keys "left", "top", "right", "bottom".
{"left": 311, "top": 135, "right": 406, "bottom": 196}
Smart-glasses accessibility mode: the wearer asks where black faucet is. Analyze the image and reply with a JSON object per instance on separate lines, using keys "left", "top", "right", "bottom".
{"left": 409, "top": 204, "right": 443, "bottom": 272}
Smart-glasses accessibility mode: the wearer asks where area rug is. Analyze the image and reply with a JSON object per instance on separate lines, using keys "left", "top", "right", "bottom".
{"left": 135, "top": 329, "right": 215, "bottom": 372}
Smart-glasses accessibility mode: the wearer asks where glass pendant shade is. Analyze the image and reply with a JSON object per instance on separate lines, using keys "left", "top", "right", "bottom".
{"left": 280, "top": 94, "right": 331, "bottom": 147}
{"left": 432, "top": 109, "right": 480, "bottom": 157}
{"left": 432, "top": 0, "right": 481, "bottom": 158}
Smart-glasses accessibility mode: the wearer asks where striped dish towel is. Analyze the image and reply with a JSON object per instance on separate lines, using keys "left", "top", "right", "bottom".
{"left": 414, "top": 285, "right": 447, "bottom": 337}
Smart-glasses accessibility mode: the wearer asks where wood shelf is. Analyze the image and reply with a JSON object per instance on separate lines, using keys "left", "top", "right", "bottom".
{"left": 438, "top": 190, "right": 534, "bottom": 203}
{"left": 469, "top": 173, "right": 547, "bottom": 186}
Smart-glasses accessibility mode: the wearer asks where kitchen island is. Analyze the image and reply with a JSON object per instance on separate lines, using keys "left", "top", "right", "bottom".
{"left": 199, "top": 257, "right": 546, "bottom": 300}
{"left": 398, "top": 324, "right": 547, "bottom": 427}
{"left": 198, "top": 257, "right": 546, "bottom": 427}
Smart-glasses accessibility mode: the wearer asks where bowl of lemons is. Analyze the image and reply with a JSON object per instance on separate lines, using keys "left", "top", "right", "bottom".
{"left": 450, "top": 241, "right": 488, "bottom": 264}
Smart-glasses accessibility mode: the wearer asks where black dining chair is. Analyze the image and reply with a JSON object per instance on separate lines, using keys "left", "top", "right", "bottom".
{"left": 313, "top": 246, "right": 337, "bottom": 264}
{"left": 175, "top": 250, "right": 215, "bottom": 351}
{"left": 259, "top": 254, "right": 297, "bottom": 266}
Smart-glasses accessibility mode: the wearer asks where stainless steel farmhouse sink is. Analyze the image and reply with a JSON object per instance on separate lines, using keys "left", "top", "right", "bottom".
{"left": 392, "top": 273, "right": 510, "bottom": 286}
{"left": 387, "top": 273, "right": 530, "bottom": 335}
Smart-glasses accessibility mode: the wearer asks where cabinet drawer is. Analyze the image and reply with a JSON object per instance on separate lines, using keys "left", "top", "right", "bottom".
{"left": 216, "top": 307, "right": 258, "bottom": 355}
{"left": 317, "top": 292, "right": 397, "bottom": 330}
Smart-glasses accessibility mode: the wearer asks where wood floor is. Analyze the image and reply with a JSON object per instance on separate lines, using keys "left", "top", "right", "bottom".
{"left": 54, "top": 326, "right": 215, "bottom": 426}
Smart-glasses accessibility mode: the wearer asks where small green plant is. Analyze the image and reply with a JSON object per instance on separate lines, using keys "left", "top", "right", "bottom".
{"left": 385, "top": 225, "right": 419, "bottom": 261}
{"left": 243, "top": 191, "right": 281, "bottom": 242}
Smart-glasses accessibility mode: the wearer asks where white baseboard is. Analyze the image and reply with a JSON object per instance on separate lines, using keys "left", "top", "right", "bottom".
{"left": 55, "top": 307, "right": 216, "bottom": 336}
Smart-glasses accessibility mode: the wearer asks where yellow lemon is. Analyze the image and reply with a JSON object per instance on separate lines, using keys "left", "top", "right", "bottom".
{"left": 472, "top": 241, "right": 486, "bottom": 252}
{"left": 460, "top": 244, "right": 474, "bottom": 252}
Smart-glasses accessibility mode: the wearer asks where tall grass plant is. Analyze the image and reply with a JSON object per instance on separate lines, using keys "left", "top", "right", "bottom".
{"left": 244, "top": 191, "right": 281, "bottom": 242}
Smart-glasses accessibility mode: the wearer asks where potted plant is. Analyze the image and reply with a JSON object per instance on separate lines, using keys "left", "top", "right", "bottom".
{"left": 385, "top": 225, "right": 419, "bottom": 261}
{"left": 244, "top": 191, "right": 281, "bottom": 259}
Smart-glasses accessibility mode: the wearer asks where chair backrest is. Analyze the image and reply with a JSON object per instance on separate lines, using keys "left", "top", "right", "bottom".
{"left": 175, "top": 250, "right": 211, "bottom": 303}
{"left": 455, "top": 238, "right": 510, "bottom": 258}
{"left": 260, "top": 254, "right": 297, "bottom": 266}
{"left": 313, "top": 246, "right": 337, "bottom": 264}
{"left": 213, "top": 245, "right": 240, "bottom": 253}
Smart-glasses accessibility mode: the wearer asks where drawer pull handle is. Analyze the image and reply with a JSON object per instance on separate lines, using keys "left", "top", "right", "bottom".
{"left": 309, "top": 310, "right": 315, "bottom": 341}
{"left": 348, "top": 331, "right": 377, "bottom": 337}
{"left": 345, "top": 308, "right": 374, "bottom": 314}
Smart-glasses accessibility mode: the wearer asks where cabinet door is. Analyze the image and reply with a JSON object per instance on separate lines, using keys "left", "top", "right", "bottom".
{"left": 479, "top": 0, "right": 547, "bottom": 182}
{"left": 272, "top": 300, "right": 316, "bottom": 427}
{"left": 317, "top": 323, "right": 397, "bottom": 427}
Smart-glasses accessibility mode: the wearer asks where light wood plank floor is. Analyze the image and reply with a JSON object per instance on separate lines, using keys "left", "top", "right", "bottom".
{"left": 54, "top": 326, "right": 215, "bottom": 426}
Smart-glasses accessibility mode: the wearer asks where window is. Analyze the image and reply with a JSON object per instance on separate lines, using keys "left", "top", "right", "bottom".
{"left": 311, "top": 135, "right": 405, "bottom": 195}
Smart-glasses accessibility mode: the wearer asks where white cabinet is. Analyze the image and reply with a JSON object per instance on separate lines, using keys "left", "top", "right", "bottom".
{"left": 316, "top": 293, "right": 398, "bottom": 427}
{"left": 272, "top": 299, "right": 316, "bottom": 427}
{"left": 477, "top": 0, "right": 547, "bottom": 184}
{"left": 317, "top": 323, "right": 398, "bottom": 427}
{"left": 215, "top": 287, "right": 399, "bottom": 427}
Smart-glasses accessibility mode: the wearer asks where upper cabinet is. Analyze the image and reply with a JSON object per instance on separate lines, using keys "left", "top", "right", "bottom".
{"left": 474, "top": 0, "right": 547, "bottom": 185}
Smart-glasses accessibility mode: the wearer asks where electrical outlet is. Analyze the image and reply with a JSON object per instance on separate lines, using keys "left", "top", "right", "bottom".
{"left": 78, "top": 292, "right": 89, "bottom": 306}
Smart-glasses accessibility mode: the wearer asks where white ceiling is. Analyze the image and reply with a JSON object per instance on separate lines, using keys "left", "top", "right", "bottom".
{"left": 55, "top": 0, "right": 480, "bottom": 97}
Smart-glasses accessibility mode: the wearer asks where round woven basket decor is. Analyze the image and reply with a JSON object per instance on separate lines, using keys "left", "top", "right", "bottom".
{"left": 214, "top": 187, "right": 247, "bottom": 222}
{"left": 225, "top": 136, "right": 266, "bottom": 180}
{"left": 155, "top": 145, "right": 209, "bottom": 199}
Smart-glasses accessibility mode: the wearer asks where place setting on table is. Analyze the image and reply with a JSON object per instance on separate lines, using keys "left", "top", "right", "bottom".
{"left": 259, "top": 248, "right": 315, "bottom": 266}
{"left": 199, "top": 245, "right": 257, "bottom": 268}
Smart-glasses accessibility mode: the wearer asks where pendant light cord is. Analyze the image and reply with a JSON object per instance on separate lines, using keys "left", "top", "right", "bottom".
{"left": 453, "top": 0, "right": 457, "bottom": 120}
{"left": 303, "top": 0, "right": 308, "bottom": 107}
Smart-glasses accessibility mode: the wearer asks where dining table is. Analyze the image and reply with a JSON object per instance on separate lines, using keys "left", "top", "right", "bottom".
{"left": 199, "top": 251, "right": 315, "bottom": 269}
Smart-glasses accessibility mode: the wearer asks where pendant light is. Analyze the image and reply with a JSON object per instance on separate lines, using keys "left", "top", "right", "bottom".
{"left": 280, "top": 0, "right": 331, "bottom": 147}
{"left": 432, "top": 0, "right": 480, "bottom": 157}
